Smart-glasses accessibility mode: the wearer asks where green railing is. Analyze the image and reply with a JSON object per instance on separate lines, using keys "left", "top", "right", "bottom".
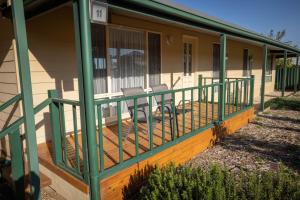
{"left": 0, "top": 94, "right": 51, "bottom": 199}
{"left": 94, "top": 82, "right": 217, "bottom": 179}
{"left": 50, "top": 76, "right": 255, "bottom": 184}
{"left": 275, "top": 66, "right": 300, "bottom": 91}
{"left": 0, "top": 76, "right": 255, "bottom": 198}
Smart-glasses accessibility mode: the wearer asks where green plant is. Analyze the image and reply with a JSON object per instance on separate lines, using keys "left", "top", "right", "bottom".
{"left": 128, "top": 164, "right": 300, "bottom": 200}
{"left": 265, "top": 97, "right": 300, "bottom": 111}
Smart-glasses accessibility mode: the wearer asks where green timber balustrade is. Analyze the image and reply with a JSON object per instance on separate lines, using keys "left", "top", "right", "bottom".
{"left": 48, "top": 75, "right": 254, "bottom": 183}
{"left": 0, "top": 93, "right": 52, "bottom": 199}
{"left": 275, "top": 66, "right": 300, "bottom": 92}
{"left": 0, "top": 76, "right": 255, "bottom": 200}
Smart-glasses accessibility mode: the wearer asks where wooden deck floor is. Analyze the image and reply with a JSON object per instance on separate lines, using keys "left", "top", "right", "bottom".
{"left": 38, "top": 102, "right": 243, "bottom": 174}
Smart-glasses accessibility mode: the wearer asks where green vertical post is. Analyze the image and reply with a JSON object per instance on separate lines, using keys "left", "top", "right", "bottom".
{"left": 282, "top": 50, "right": 287, "bottom": 97}
{"left": 48, "top": 90, "right": 62, "bottom": 164}
{"left": 74, "top": 0, "right": 100, "bottom": 199}
{"left": 11, "top": 0, "right": 40, "bottom": 199}
{"left": 219, "top": 34, "right": 226, "bottom": 121}
{"left": 198, "top": 75, "right": 202, "bottom": 128}
{"left": 9, "top": 129, "right": 25, "bottom": 200}
{"left": 72, "top": 0, "right": 90, "bottom": 183}
{"left": 260, "top": 45, "right": 268, "bottom": 111}
{"left": 295, "top": 55, "right": 299, "bottom": 92}
{"left": 250, "top": 75, "right": 255, "bottom": 106}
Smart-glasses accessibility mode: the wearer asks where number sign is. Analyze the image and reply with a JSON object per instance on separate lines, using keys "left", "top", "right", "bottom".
{"left": 91, "top": 1, "right": 108, "bottom": 24}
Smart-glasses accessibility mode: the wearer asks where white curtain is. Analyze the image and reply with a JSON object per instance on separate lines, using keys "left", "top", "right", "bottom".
{"left": 109, "top": 28, "right": 145, "bottom": 93}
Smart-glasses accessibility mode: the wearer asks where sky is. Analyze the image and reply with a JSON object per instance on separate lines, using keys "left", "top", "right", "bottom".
{"left": 172, "top": 0, "right": 300, "bottom": 47}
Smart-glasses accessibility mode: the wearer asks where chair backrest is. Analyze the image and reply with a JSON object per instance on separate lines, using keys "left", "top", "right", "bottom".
{"left": 121, "top": 87, "right": 149, "bottom": 117}
{"left": 151, "top": 84, "right": 172, "bottom": 104}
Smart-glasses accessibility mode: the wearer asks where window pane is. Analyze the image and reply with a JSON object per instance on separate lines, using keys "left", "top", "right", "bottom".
{"left": 188, "top": 43, "right": 192, "bottom": 75}
{"left": 148, "top": 33, "right": 161, "bottom": 87}
{"left": 243, "top": 49, "right": 250, "bottom": 76}
{"left": 109, "top": 28, "right": 145, "bottom": 92}
{"left": 92, "top": 24, "right": 107, "bottom": 94}
{"left": 213, "top": 44, "right": 220, "bottom": 78}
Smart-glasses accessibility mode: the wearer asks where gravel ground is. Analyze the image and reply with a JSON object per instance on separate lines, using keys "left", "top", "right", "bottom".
{"left": 188, "top": 109, "right": 300, "bottom": 174}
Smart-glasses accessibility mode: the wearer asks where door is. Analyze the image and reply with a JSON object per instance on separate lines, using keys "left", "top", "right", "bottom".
{"left": 182, "top": 36, "right": 197, "bottom": 89}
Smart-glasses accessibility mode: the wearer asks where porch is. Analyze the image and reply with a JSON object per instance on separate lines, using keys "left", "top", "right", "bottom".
{"left": 35, "top": 77, "right": 254, "bottom": 199}
{"left": 0, "top": 0, "right": 299, "bottom": 199}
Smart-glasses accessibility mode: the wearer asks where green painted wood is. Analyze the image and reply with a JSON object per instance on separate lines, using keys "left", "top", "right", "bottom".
{"left": 211, "top": 85, "right": 214, "bottom": 122}
{"left": 116, "top": 1, "right": 300, "bottom": 54}
{"left": 295, "top": 56, "right": 299, "bottom": 92}
{"left": 205, "top": 87, "right": 208, "bottom": 126}
{"left": 11, "top": 0, "right": 40, "bottom": 198}
{"left": 72, "top": 0, "right": 90, "bottom": 184}
{"left": 282, "top": 50, "right": 287, "bottom": 97}
{"left": 9, "top": 128, "right": 25, "bottom": 200}
{"left": 48, "top": 90, "right": 62, "bottom": 165}
{"left": 191, "top": 88, "right": 195, "bottom": 131}
{"left": 97, "top": 105, "right": 105, "bottom": 173}
{"left": 0, "top": 94, "right": 21, "bottom": 112}
{"left": 250, "top": 75, "right": 255, "bottom": 106}
{"left": 171, "top": 92, "right": 177, "bottom": 140}
{"left": 72, "top": 105, "right": 81, "bottom": 174}
{"left": 182, "top": 90, "right": 186, "bottom": 135}
{"left": 219, "top": 34, "right": 227, "bottom": 121}
{"left": 117, "top": 101, "right": 123, "bottom": 163}
{"left": 161, "top": 94, "right": 165, "bottom": 144}
{"left": 74, "top": 0, "right": 100, "bottom": 198}
{"left": 134, "top": 98, "right": 139, "bottom": 158}
{"left": 59, "top": 103, "right": 68, "bottom": 165}
{"left": 198, "top": 75, "right": 202, "bottom": 128}
{"left": 235, "top": 80, "right": 239, "bottom": 112}
{"left": 148, "top": 96, "right": 154, "bottom": 148}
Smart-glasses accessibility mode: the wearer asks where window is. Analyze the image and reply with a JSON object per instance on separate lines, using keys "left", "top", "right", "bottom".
{"left": 266, "top": 54, "right": 273, "bottom": 82}
{"left": 108, "top": 27, "right": 145, "bottom": 93}
{"left": 213, "top": 44, "right": 220, "bottom": 78}
{"left": 184, "top": 42, "right": 192, "bottom": 76}
{"left": 243, "top": 49, "right": 252, "bottom": 77}
{"left": 148, "top": 32, "right": 161, "bottom": 87}
{"left": 92, "top": 24, "right": 107, "bottom": 94}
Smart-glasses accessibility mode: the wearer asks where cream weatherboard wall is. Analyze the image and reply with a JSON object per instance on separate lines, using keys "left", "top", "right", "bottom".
{"left": 0, "top": 5, "right": 276, "bottom": 144}
{"left": 0, "top": 18, "right": 22, "bottom": 154}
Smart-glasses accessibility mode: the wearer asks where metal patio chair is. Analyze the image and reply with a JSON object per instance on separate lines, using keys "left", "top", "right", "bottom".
{"left": 151, "top": 84, "right": 192, "bottom": 136}
{"left": 121, "top": 87, "right": 161, "bottom": 140}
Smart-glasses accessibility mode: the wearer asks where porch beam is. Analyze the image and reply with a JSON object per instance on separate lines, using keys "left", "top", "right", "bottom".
{"left": 282, "top": 50, "right": 287, "bottom": 97}
{"left": 74, "top": 0, "right": 100, "bottom": 199}
{"left": 260, "top": 45, "right": 268, "bottom": 111}
{"left": 219, "top": 34, "right": 226, "bottom": 121}
{"left": 11, "top": 0, "right": 40, "bottom": 199}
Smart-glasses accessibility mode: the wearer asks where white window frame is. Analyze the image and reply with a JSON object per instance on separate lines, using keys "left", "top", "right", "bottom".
{"left": 93, "top": 24, "right": 162, "bottom": 122}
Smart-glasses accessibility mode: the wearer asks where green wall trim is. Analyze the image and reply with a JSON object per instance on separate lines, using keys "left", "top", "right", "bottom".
{"left": 260, "top": 45, "right": 268, "bottom": 111}
{"left": 108, "top": 0, "right": 300, "bottom": 54}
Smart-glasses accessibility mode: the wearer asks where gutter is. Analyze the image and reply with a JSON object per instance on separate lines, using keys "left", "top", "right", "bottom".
{"left": 124, "top": 0, "right": 300, "bottom": 54}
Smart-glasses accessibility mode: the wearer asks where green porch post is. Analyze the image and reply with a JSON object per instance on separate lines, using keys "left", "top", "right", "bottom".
{"left": 11, "top": 0, "right": 40, "bottom": 199}
{"left": 74, "top": 0, "right": 100, "bottom": 199}
{"left": 282, "top": 50, "right": 287, "bottom": 97}
{"left": 219, "top": 34, "right": 226, "bottom": 121}
{"left": 295, "top": 55, "right": 299, "bottom": 91}
{"left": 260, "top": 45, "right": 268, "bottom": 111}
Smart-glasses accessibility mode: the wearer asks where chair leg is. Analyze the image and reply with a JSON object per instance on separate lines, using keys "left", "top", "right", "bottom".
{"left": 125, "top": 119, "right": 134, "bottom": 140}
{"left": 176, "top": 113, "right": 179, "bottom": 137}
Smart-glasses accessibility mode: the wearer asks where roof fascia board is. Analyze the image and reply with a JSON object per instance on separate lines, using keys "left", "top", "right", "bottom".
{"left": 125, "top": 0, "right": 300, "bottom": 54}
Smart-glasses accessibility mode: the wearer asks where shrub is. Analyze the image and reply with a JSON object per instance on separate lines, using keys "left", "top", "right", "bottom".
{"left": 264, "top": 97, "right": 300, "bottom": 111}
{"left": 132, "top": 164, "right": 300, "bottom": 200}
